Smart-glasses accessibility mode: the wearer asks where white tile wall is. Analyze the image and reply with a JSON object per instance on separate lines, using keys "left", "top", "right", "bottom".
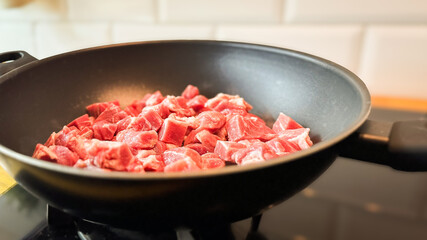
{"left": 35, "top": 22, "right": 111, "bottom": 58}
{"left": 0, "top": 0, "right": 426, "bottom": 99}
{"left": 0, "top": 22, "right": 35, "bottom": 54}
{"left": 159, "top": 0, "right": 282, "bottom": 23}
{"left": 0, "top": 0, "right": 65, "bottom": 20}
{"left": 113, "top": 24, "right": 213, "bottom": 43}
{"left": 216, "top": 25, "right": 362, "bottom": 72}
{"left": 67, "top": 0, "right": 155, "bottom": 22}
{"left": 285, "top": 0, "right": 427, "bottom": 23}
{"left": 358, "top": 25, "right": 427, "bottom": 99}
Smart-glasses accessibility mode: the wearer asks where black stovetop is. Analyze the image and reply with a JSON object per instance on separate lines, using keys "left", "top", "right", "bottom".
{"left": 1, "top": 108, "right": 427, "bottom": 240}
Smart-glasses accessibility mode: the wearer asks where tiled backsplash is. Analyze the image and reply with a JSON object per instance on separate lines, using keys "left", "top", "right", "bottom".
{"left": 1, "top": 0, "right": 426, "bottom": 99}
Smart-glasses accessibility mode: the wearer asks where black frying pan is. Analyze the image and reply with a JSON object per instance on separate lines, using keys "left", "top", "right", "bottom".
{"left": 0, "top": 41, "right": 426, "bottom": 229}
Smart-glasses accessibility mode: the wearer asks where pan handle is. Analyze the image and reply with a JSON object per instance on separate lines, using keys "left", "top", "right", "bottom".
{"left": 338, "top": 119, "right": 427, "bottom": 171}
{"left": 0, "top": 51, "right": 38, "bottom": 76}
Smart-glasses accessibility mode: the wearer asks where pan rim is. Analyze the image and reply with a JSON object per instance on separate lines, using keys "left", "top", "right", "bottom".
{"left": 0, "top": 40, "right": 371, "bottom": 180}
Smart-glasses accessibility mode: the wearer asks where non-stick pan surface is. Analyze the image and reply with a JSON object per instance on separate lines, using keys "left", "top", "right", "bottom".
{"left": 0, "top": 41, "right": 370, "bottom": 228}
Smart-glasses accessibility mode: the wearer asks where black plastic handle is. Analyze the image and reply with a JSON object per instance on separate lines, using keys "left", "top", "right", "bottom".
{"left": 0, "top": 51, "right": 38, "bottom": 76}
{"left": 338, "top": 119, "right": 427, "bottom": 171}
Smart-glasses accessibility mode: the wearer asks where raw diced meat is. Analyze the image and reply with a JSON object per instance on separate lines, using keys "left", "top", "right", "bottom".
{"left": 144, "top": 103, "right": 170, "bottom": 119}
{"left": 93, "top": 121, "right": 117, "bottom": 140}
{"left": 86, "top": 100, "right": 120, "bottom": 118}
{"left": 78, "top": 127, "right": 94, "bottom": 139}
{"left": 136, "top": 149, "right": 157, "bottom": 159}
{"left": 116, "top": 129, "right": 158, "bottom": 152}
{"left": 183, "top": 129, "right": 201, "bottom": 145}
{"left": 140, "top": 155, "right": 165, "bottom": 172}
{"left": 187, "top": 95, "right": 208, "bottom": 111}
{"left": 164, "top": 157, "right": 200, "bottom": 172}
{"left": 67, "top": 114, "right": 94, "bottom": 130}
{"left": 226, "top": 115, "right": 276, "bottom": 142}
{"left": 237, "top": 139, "right": 262, "bottom": 147}
{"left": 195, "top": 130, "right": 220, "bottom": 152}
{"left": 163, "top": 147, "right": 202, "bottom": 168}
{"left": 168, "top": 113, "right": 200, "bottom": 129}
{"left": 32, "top": 144, "right": 79, "bottom": 166}
{"left": 127, "top": 154, "right": 164, "bottom": 172}
{"left": 215, "top": 126, "right": 227, "bottom": 141}
{"left": 33, "top": 84, "right": 313, "bottom": 172}
{"left": 117, "top": 111, "right": 163, "bottom": 132}
{"left": 272, "top": 113, "right": 303, "bottom": 133}
{"left": 139, "top": 108, "right": 163, "bottom": 131}
{"left": 181, "top": 84, "right": 199, "bottom": 99}
{"left": 153, "top": 141, "right": 167, "bottom": 154}
{"left": 52, "top": 145, "right": 80, "bottom": 166}
{"left": 124, "top": 92, "right": 154, "bottom": 116}
{"left": 86, "top": 140, "right": 134, "bottom": 171}
{"left": 162, "top": 96, "right": 195, "bottom": 117}
{"left": 279, "top": 128, "right": 313, "bottom": 150}
{"left": 205, "top": 93, "right": 252, "bottom": 114}
{"left": 266, "top": 137, "right": 299, "bottom": 155}
{"left": 185, "top": 143, "right": 210, "bottom": 155}
{"left": 231, "top": 142, "right": 277, "bottom": 165}
{"left": 196, "top": 111, "right": 226, "bottom": 130}
{"left": 33, "top": 144, "right": 58, "bottom": 162}
{"left": 145, "top": 91, "right": 164, "bottom": 106}
{"left": 158, "top": 118, "right": 188, "bottom": 146}
{"left": 200, "top": 153, "right": 225, "bottom": 169}
{"left": 214, "top": 141, "right": 247, "bottom": 162}
{"left": 95, "top": 105, "right": 128, "bottom": 124}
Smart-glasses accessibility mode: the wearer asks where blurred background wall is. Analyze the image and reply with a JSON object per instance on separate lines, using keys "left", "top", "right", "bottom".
{"left": 1, "top": 0, "right": 426, "bottom": 101}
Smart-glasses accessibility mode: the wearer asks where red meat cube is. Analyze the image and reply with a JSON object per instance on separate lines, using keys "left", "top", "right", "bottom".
{"left": 272, "top": 113, "right": 303, "bottom": 134}
{"left": 214, "top": 141, "right": 246, "bottom": 162}
{"left": 32, "top": 144, "right": 79, "bottom": 166}
{"left": 93, "top": 121, "right": 117, "bottom": 140}
{"left": 162, "top": 96, "right": 195, "bottom": 117}
{"left": 116, "top": 116, "right": 133, "bottom": 132}
{"left": 78, "top": 127, "right": 94, "bottom": 139}
{"left": 226, "top": 115, "right": 276, "bottom": 142}
{"left": 168, "top": 113, "right": 200, "bottom": 129}
{"left": 143, "top": 155, "right": 165, "bottom": 172}
{"left": 266, "top": 137, "right": 299, "bottom": 155}
{"left": 144, "top": 103, "right": 170, "bottom": 119}
{"left": 153, "top": 141, "right": 167, "bottom": 154}
{"left": 145, "top": 90, "right": 164, "bottom": 106}
{"left": 185, "top": 143, "right": 210, "bottom": 155}
{"left": 163, "top": 147, "right": 202, "bottom": 168}
{"left": 232, "top": 142, "right": 277, "bottom": 165}
{"left": 187, "top": 95, "right": 208, "bottom": 111}
{"left": 181, "top": 84, "right": 200, "bottom": 99}
{"left": 86, "top": 100, "right": 120, "bottom": 118}
{"left": 205, "top": 93, "right": 252, "bottom": 114}
{"left": 87, "top": 140, "right": 134, "bottom": 171}
{"left": 95, "top": 105, "right": 128, "bottom": 124}
{"left": 279, "top": 128, "right": 313, "bottom": 150}
{"left": 164, "top": 157, "right": 201, "bottom": 172}
{"left": 158, "top": 118, "right": 188, "bottom": 146}
{"left": 183, "top": 129, "right": 201, "bottom": 145}
{"left": 139, "top": 108, "right": 163, "bottom": 131}
{"left": 196, "top": 111, "right": 226, "bottom": 130}
{"left": 195, "top": 130, "right": 220, "bottom": 152}
{"left": 67, "top": 114, "right": 94, "bottom": 130}
{"left": 33, "top": 144, "right": 57, "bottom": 161}
{"left": 116, "top": 129, "right": 158, "bottom": 152}
{"left": 131, "top": 155, "right": 165, "bottom": 172}
{"left": 200, "top": 153, "right": 225, "bottom": 169}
